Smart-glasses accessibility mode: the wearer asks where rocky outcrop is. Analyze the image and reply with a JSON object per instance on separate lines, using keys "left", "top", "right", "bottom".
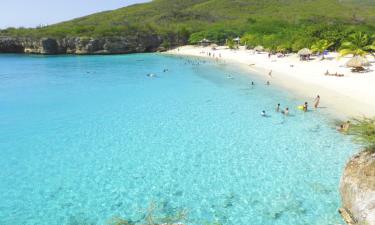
{"left": 0, "top": 35, "right": 163, "bottom": 55}
{"left": 0, "top": 37, "right": 24, "bottom": 53}
{"left": 340, "top": 150, "right": 375, "bottom": 225}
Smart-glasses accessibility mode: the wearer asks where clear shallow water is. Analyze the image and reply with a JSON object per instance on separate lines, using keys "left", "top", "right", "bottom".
{"left": 0, "top": 54, "right": 355, "bottom": 225}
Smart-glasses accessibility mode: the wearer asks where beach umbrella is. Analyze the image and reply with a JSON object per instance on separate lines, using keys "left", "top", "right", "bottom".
{"left": 346, "top": 56, "right": 370, "bottom": 68}
{"left": 254, "top": 45, "right": 264, "bottom": 52}
{"left": 210, "top": 43, "right": 218, "bottom": 50}
{"left": 298, "top": 48, "right": 312, "bottom": 56}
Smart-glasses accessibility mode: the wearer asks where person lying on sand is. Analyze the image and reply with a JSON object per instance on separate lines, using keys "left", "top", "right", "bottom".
{"left": 324, "top": 71, "right": 344, "bottom": 77}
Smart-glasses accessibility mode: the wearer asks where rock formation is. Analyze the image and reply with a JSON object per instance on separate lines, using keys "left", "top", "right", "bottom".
{"left": 340, "top": 150, "right": 375, "bottom": 225}
{"left": 0, "top": 36, "right": 163, "bottom": 55}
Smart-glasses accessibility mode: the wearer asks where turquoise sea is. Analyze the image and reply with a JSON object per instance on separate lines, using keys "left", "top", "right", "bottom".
{"left": 0, "top": 54, "right": 355, "bottom": 225}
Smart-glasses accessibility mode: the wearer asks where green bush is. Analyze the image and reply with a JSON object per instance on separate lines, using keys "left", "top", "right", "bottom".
{"left": 350, "top": 117, "right": 375, "bottom": 152}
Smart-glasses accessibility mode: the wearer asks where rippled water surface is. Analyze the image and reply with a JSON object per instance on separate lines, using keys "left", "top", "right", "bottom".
{"left": 0, "top": 54, "right": 355, "bottom": 225}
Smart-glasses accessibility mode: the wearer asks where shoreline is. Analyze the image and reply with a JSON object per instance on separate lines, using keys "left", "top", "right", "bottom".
{"left": 166, "top": 46, "right": 375, "bottom": 119}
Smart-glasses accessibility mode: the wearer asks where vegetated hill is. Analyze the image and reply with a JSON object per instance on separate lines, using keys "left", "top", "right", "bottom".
{"left": 0, "top": 0, "right": 374, "bottom": 52}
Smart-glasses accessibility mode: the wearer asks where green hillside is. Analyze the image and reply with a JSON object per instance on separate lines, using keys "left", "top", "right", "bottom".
{"left": 1, "top": 0, "right": 374, "bottom": 51}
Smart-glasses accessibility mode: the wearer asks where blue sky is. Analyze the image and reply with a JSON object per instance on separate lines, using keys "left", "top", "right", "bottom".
{"left": 0, "top": 0, "right": 149, "bottom": 29}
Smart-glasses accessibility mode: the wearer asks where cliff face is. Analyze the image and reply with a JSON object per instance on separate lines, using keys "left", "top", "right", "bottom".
{"left": 340, "top": 150, "right": 375, "bottom": 225}
{"left": 0, "top": 36, "right": 163, "bottom": 55}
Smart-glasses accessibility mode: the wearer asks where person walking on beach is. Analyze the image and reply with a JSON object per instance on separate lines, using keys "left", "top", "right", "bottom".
{"left": 268, "top": 70, "right": 273, "bottom": 77}
{"left": 314, "top": 95, "right": 320, "bottom": 109}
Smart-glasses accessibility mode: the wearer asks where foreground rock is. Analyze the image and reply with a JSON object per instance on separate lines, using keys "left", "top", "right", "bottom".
{"left": 340, "top": 150, "right": 375, "bottom": 225}
{"left": 0, "top": 36, "right": 163, "bottom": 55}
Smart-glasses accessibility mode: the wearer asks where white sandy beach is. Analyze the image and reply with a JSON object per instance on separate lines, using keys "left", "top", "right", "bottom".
{"left": 167, "top": 45, "right": 375, "bottom": 118}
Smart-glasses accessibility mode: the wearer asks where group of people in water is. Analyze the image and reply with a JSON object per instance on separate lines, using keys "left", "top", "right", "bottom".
{"left": 261, "top": 95, "right": 320, "bottom": 117}
{"left": 260, "top": 94, "right": 350, "bottom": 133}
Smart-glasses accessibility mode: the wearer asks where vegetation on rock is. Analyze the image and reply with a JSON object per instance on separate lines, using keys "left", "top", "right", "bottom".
{"left": 350, "top": 117, "right": 375, "bottom": 152}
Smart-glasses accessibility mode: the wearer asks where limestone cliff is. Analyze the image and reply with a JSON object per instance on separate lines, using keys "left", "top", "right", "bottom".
{"left": 340, "top": 150, "right": 375, "bottom": 225}
{"left": 0, "top": 36, "right": 163, "bottom": 55}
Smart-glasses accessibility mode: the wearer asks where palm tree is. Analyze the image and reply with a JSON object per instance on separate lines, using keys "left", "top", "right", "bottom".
{"left": 311, "top": 39, "right": 333, "bottom": 60}
{"left": 339, "top": 32, "right": 374, "bottom": 57}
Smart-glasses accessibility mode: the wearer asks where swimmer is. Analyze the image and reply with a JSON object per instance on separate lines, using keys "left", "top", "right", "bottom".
{"left": 251, "top": 81, "right": 255, "bottom": 86}
{"left": 266, "top": 81, "right": 270, "bottom": 85}
{"left": 268, "top": 70, "right": 273, "bottom": 77}
{"left": 276, "top": 103, "right": 280, "bottom": 112}
{"left": 337, "top": 124, "right": 344, "bottom": 132}
{"left": 147, "top": 73, "right": 156, "bottom": 77}
{"left": 261, "top": 110, "right": 267, "bottom": 117}
{"left": 281, "top": 107, "right": 289, "bottom": 116}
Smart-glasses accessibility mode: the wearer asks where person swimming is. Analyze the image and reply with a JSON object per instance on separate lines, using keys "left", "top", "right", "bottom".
{"left": 266, "top": 81, "right": 270, "bottom": 85}
{"left": 251, "top": 81, "right": 255, "bottom": 86}
{"left": 276, "top": 103, "right": 280, "bottom": 112}
{"left": 281, "top": 107, "right": 289, "bottom": 116}
{"left": 261, "top": 110, "right": 267, "bottom": 117}
{"left": 147, "top": 73, "right": 156, "bottom": 77}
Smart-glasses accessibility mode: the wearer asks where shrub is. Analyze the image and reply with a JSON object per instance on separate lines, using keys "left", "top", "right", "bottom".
{"left": 350, "top": 117, "right": 375, "bottom": 152}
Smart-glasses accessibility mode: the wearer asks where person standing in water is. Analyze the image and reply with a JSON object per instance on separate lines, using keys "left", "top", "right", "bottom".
{"left": 303, "top": 102, "right": 308, "bottom": 112}
{"left": 314, "top": 95, "right": 320, "bottom": 109}
{"left": 276, "top": 103, "right": 280, "bottom": 112}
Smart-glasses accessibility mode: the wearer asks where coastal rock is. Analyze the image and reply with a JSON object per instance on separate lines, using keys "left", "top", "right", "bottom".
{"left": 340, "top": 150, "right": 375, "bottom": 225}
{"left": 0, "top": 35, "right": 163, "bottom": 55}
{"left": 0, "top": 37, "right": 24, "bottom": 53}
{"left": 40, "top": 38, "right": 58, "bottom": 54}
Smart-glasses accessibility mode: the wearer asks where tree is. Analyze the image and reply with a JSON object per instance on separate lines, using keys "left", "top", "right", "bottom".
{"left": 227, "top": 39, "right": 235, "bottom": 49}
{"left": 240, "top": 34, "right": 260, "bottom": 49}
{"left": 339, "top": 32, "right": 374, "bottom": 57}
{"left": 311, "top": 39, "right": 333, "bottom": 59}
